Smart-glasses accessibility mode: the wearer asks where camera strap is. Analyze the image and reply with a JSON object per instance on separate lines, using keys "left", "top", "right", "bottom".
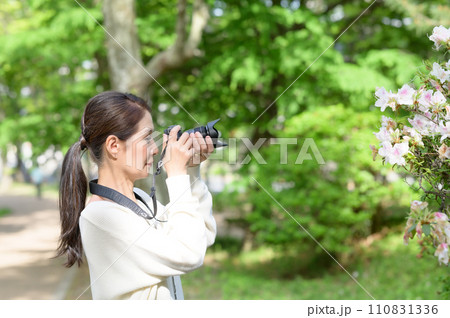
{"left": 88, "top": 142, "right": 170, "bottom": 222}
{"left": 89, "top": 179, "right": 166, "bottom": 222}
{"left": 154, "top": 145, "right": 167, "bottom": 177}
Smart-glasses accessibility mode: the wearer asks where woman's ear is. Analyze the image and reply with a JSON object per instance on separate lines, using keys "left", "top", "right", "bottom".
{"left": 104, "top": 135, "right": 120, "bottom": 159}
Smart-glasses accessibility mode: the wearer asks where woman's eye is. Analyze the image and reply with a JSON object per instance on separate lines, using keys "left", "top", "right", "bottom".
{"left": 145, "top": 137, "right": 152, "bottom": 143}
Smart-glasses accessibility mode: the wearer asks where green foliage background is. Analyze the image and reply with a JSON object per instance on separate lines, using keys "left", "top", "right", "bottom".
{"left": 0, "top": 0, "right": 449, "bottom": 298}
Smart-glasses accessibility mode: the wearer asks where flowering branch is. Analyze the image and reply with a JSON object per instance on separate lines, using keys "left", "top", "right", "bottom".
{"left": 371, "top": 25, "right": 450, "bottom": 266}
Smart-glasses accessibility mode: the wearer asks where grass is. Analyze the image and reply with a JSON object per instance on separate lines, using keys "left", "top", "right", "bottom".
{"left": 181, "top": 232, "right": 449, "bottom": 300}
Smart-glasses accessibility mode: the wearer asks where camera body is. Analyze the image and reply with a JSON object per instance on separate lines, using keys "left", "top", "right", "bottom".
{"left": 163, "top": 119, "right": 227, "bottom": 148}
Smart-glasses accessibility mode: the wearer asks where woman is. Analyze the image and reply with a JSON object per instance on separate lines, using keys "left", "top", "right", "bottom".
{"left": 55, "top": 91, "right": 217, "bottom": 300}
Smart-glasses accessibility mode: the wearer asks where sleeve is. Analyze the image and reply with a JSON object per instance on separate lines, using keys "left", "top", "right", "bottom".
{"left": 81, "top": 174, "right": 208, "bottom": 279}
{"left": 186, "top": 165, "right": 217, "bottom": 247}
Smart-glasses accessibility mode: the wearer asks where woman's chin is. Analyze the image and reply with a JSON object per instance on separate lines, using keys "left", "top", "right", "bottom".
{"left": 131, "top": 165, "right": 152, "bottom": 180}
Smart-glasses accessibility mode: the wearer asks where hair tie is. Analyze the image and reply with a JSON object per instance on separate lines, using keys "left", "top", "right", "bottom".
{"left": 79, "top": 135, "right": 87, "bottom": 151}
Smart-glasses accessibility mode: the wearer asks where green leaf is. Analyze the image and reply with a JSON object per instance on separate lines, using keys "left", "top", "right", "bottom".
{"left": 422, "top": 224, "right": 431, "bottom": 236}
{"left": 407, "top": 223, "right": 417, "bottom": 233}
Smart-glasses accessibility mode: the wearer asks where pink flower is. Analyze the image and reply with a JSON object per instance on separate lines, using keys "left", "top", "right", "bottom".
{"left": 375, "top": 87, "right": 397, "bottom": 111}
{"left": 438, "top": 121, "right": 450, "bottom": 142}
{"left": 408, "top": 115, "right": 431, "bottom": 136}
{"left": 410, "top": 200, "right": 428, "bottom": 212}
{"left": 431, "top": 90, "right": 446, "bottom": 106}
{"left": 402, "top": 126, "right": 424, "bottom": 147}
{"left": 445, "top": 224, "right": 450, "bottom": 242}
{"left": 397, "top": 84, "right": 415, "bottom": 105}
{"left": 416, "top": 223, "right": 423, "bottom": 239}
{"left": 430, "top": 62, "right": 450, "bottom": 84}
{"left": 434, "top": 212, "right": 449, "bottom": 221}
{"left": 403, "top": 232, "right": 412, "bottom": 246}
{"left": 434, "top": 243, "right": 449, "bottom": 265}
{"left": 381, "top": 116, "right": 397, "bottom": 129}
{"left": 378, "top": 141, "right": 409, "bottom": 166}
{"left": 373, "top": 127, "right": 392, "bottom": 143}
{"left": 418, "top": 89, "right": 433, "bottom": 111}
{"left": 438, "top": 143, "right": 450, "bottom": 159}
{"left": 432, "top": 212, "right": 450, "bottom": 245}
{"left": 429, "top": 25, "right": 450, "bottom": 50}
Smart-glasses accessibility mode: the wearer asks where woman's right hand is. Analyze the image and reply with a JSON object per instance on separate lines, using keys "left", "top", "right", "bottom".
{"left": 162, "top": 125, "right": 194, "bottom": 178}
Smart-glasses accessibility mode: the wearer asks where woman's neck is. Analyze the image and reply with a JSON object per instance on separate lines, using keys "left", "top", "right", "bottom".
{"left": 97, "top": 167, "right": 136, "bottom": 203}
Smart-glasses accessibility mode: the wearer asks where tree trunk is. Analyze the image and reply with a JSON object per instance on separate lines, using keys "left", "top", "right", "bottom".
{"left": 102, "top": 0, "right": 210, "bottom": 202}
{"left": 16, "top": 143, "right": 31, "bottom": 183}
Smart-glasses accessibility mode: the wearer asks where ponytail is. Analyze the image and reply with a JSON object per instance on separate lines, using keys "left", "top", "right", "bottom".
{"left": 54, "top": 138, "right": 87, "bottom": 267}
{"left": 53, "top": 91, "right": 151, "bottom": 268}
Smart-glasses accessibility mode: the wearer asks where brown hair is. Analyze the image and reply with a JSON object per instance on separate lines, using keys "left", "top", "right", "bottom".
{"left": 54, "top": 91, "right": 151, "bottom": 267}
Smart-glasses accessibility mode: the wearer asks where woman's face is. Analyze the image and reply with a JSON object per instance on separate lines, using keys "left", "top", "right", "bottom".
{"left": 120, "top": 111, "right": 159, "bottom": 181}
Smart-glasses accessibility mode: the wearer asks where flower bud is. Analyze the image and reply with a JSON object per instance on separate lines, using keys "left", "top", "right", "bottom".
{"left": 416, "top": 223, "right": 423, "bottom": 239}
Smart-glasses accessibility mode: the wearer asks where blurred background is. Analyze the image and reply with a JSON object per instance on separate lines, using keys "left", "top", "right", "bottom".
{"left": 0, "top": 0, "right": 449, "bottom": 300}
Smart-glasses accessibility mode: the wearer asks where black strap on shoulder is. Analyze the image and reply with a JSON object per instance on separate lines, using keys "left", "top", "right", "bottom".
{"left": 88, "top": 143, "right": 170, "bottom": 223}
{"left": 89, "top": 179, "right": 166, "bottom": 223}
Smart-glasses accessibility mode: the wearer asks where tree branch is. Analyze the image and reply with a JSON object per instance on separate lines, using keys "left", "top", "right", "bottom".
{"left": 174, "top": 0, "right": 188, "bottom": 55}
{"left": 185, "top": 0, "right": 209, "bottom": 57}
{"left": 143, "top": 0, "right": 209, "bottom": 90}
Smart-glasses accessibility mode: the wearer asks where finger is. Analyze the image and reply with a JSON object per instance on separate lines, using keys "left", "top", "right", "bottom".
{"left": 178, "top": 131, "right": 190, "bottom": 144}
{"left": 182, "top": 134, "right": 193, "bottom": 150}
{"left": 191, "top": 133, "right": 201, "bottom": 153}
{"left": 205, "top": 136, "right": 214, "bottom": 153}
{"left": 195, "top": 132, "right": 207, "bottom": 153}
{"left": 191, "top": 134, "right": 203, "bottom": 165}
{"left": 168, "top": 125, "right": 181, "bottom": 144}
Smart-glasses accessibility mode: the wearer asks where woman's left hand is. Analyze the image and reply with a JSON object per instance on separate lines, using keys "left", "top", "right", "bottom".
{"left": 188, "top": 132, "right": 214, "bottom": 167}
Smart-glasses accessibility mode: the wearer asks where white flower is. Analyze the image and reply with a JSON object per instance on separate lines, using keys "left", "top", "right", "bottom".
{"left": 434, "top": 243, "right": 449, "bottom": 266}
{"left": 433, "top": 213, "right": 450, "bottom": 246}
{"left": 378, "top": 141, "right": 409, "bottom": 166}
{"left": 373, "top": 127, "right": 392, "bottom": 143}
{"left": 445, "top": 224, "right": 450, "bottom": 243}
{"left": 431, "top": 90, "right": 447, "bottom": 106}
{"left": 429, "top": 25, "right": 450, "bottom": 50}
{"left": 446, "top": 59, "right": 450, "bottom": 70}
{"left": 434, "top": 212, "right": 449, "bottom": 222}
{"left": 381, "top": 116, "right": 397, "bottom": 129}
{"left": 375, "top": 87, "right": 397, "bottom": 111}
{"left": 438, "top": 143, "right": 450, "bottom": 159}
{"left": 418, "top": 89, "right": 433, "bottom": 111}
{"left": 430, "top": 62, "right": 450, "bottom": 84}
{"left": 397, "top": 84, "right": 415, "bottom": 105}
{"left": 426, "top": 114, "right": 440, "bottom": 135}
{"left": 408, "top": 114, "right": 431, "bottom": 136}
{"left": 410, "top": 200, "right": 428, "bottom": 212}
{"left": 439, "top": 121, "right": 450, "bottom": 142}
{"left": 402, "top": 126, "right": 424, "bottom": 147}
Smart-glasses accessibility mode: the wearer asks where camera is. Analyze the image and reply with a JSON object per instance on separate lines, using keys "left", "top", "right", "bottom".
{"left": 164, "top": 119, "right": 227, "bottom": 148}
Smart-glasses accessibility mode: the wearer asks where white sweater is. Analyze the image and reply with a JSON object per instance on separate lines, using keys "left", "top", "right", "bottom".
{"left": 79, "top": 167, "right": 217, "bottom": 300}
